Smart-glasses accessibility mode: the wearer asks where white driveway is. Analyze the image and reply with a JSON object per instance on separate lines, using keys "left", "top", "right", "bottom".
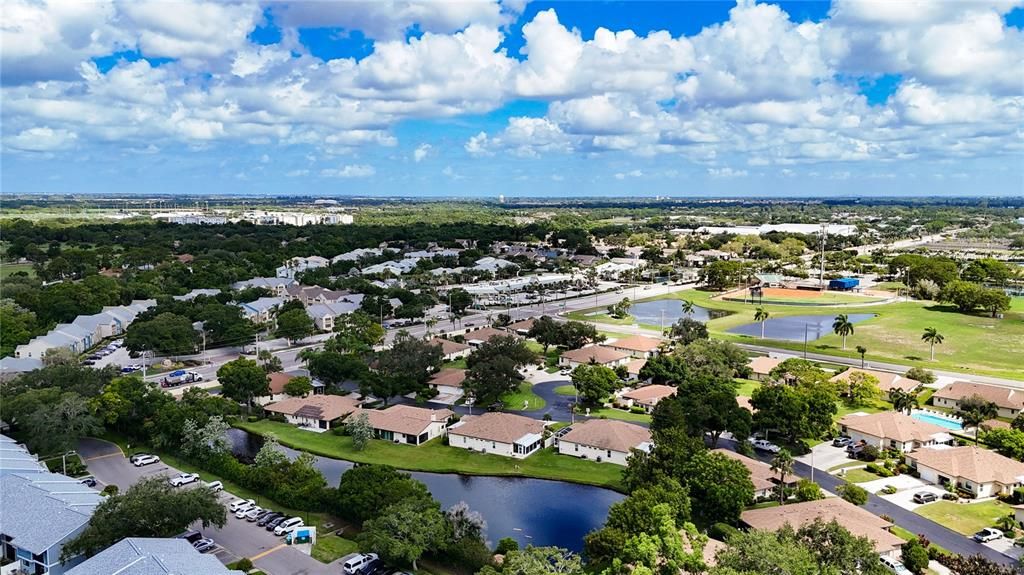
{"left": 798, "top": 441, "right": 853, "bottom": 472}
{"left": 985, "top": 537, "right": 1024, "bottom": 561}
{"left": 860, "top": 474, "right": 928, "bottom": 494}
{"left": 878, "top": 482, "right": 948, "bottom": 511}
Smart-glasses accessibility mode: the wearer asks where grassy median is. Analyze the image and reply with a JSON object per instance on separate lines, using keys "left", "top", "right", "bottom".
{"left": 234, "top": 419, "right": 624, "bottom": 491}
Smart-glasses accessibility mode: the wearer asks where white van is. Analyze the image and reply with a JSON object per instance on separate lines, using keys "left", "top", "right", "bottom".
{"left": 228, "top": 499, "right": 255, "bottom": 513}
{"left": 342, "top": 553, "right": 379, "bottom": 575}
{"left": 274, "top": 517, "right": 304, "bottom": 536}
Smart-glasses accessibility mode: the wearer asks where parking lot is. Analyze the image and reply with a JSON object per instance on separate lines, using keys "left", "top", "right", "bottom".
{"left": 79, "top": 438, "right": 343, "bottom": 575}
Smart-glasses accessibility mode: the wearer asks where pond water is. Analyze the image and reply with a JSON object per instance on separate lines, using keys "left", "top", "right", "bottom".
{"left": 726, "top": 313, "right": 876, "bottom": 341}
{"left": 226, "top": 429, "right": 622, "bottom": 550}
{"left": 627, "top": 299, "right": 729, "bottom": 326}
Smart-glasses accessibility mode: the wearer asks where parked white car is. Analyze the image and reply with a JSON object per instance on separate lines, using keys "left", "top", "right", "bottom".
{"left": 274, "top": 517, "right": 304, "bottom": 536}
{"left": 749, "top": 438, "right": 781, "bottom": 453}
{"left": 879, "top": 556, "right": 910, "bottom": 575}
{"left": 238, "top": 506, "right": 263, "bottom": 520}
{"left": 169, "top": 473, "right": 199, "bottom": 487}
{"left": 132, "top": 455, "right": 160, "bottom": 467}
{"left": 342, "top": 553, "right": 379, "bottom": 575}
{"left": 228, "top": 498, "right": 255, "bottom": 513}
{"left": 203, "top": 480, "right": 223, "bottom": 492}
{"left": 974, "top": 528, "right": 1002, "bottom": 542}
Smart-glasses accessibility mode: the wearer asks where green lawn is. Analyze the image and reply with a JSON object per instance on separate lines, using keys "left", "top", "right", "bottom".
{"left": 599, "top": 330, "right": 635, "bottom": 341}
{"left": 443, "top": 358, "right": 468, "bottom": 369}
{"left": 834, "top": 398, "right": 892, "bottom": 420}
{"left": 501, "top": 382, "right": 546, "bottom": 411}
{"left": 873, "top": 282, "right": 907, "bottom": 292}
{"left": 234, "top": 420, "right": 625, "bottom": 491}
{"left": 554, "top": 384, "right": 575, "bottom": 396}
{"left": 841, "top": 468, "right": 884, "bottom": 483}
{"left": 311, "top": 534, "right": 360, "bottom": 563}
{"left": 0, "top": 262, "right": 35, "bottom": 278}
{"left": 586, "top": 407, "right": 652, "bottom": 424}
{"left": 734, "top": 378, "right": 761, "bottom": 397}
{"left": 723, "top": 291, "right": 887, "bottom": 305}
{"left": 579, "top": 290, "right": 1024, "bottom": 381}
{"left": 915, "top": 499, "right": 1012, "bottom": 536}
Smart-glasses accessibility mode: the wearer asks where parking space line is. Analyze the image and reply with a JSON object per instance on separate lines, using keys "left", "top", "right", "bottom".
{"left": 249, "top": 543, "right": 286, "bottom": 561}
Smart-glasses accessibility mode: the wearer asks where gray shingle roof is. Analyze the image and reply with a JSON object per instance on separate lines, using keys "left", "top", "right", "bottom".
{"left": 65, "top": 538, "right": 244, "bottom": 575}
{"left": 0, "top": 471, "right": 103, "bottom": 554}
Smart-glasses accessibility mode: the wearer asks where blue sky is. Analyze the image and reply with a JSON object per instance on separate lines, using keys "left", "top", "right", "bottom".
{"left": 2, "top": 0, "right": 1022, "bottom": 197}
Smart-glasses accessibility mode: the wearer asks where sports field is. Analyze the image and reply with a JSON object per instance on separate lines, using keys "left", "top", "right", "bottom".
{"left": 575, "top": 290, "right": 1024, "bottom": 381}
{"left": 722, "top": 287, "right": 887, "bottom": 305}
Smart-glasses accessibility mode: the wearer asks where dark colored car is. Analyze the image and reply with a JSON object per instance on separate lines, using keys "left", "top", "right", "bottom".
{"left": 176, "top": 530, "right": 203, "bottom": 545}
{"left": 79, "top": 477, "right": 97, "bottom": 487}
{"left": 360, "top": 559, "right": 385, "bottom": 575}
{"left": 258, "top": 512, "right": 282, "bottom": 527}
{"left": 266, "top": 516, "right": 287, "bottom": 531}
{"left": 250, "top": 509, "right": 273, "bottom": 523}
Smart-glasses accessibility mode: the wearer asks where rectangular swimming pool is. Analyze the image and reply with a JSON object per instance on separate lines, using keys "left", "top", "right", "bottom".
{"left": 911, "top": 410, "right": 964, "bottom": 431}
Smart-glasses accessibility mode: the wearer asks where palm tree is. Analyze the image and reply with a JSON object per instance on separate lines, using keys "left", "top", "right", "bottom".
{"left": 770, "top": 448, "right": 794, "bottom": 505}
{"left": 681, "top": 300, "right": 695, "bottom": 317}
{"left": 754, "top": 307, "right": 769, "bottom": 339}
{"left": 956, "top": 394, "right": 998, "bottom": 444}
{"left": 890, "top": 389, "right": 919, "bottom": 415}
{"left": 921, "top": 327, "right": 944, "bottom": 361}
{"left": 856, "top": 345, "right": 867, "bottom": 368}
{"left": 832, "top": 314, "right": 855, "bottom": 350}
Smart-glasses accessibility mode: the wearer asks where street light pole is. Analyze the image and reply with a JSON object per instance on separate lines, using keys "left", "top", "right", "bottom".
{"left": 803, "top": 324, "right": 809, "bottom": 359}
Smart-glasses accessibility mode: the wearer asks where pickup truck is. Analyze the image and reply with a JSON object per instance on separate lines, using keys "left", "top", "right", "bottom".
{"left": 161, "top": 370, "right": 203, "bottom": 387}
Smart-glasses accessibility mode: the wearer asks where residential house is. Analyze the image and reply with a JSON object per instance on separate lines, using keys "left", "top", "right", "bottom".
{"left": 0, "top": 470, "right": 104, "bottom": 575}
{"left": 0, "top": 357, "right": 43, "bottom": 379}
{"left": 604, "top": 335, "right": 664, "bottom": 359}
{"left": 556, "top": 419, "right": 652, "bottom": 466}
{"left": 427, "top": 368, "right": 466, "bottom": 403}
{"left": 284, "top": 285, "right": 353, "bottom": 305}
{"left": 237, "top": 297, "right": 286, "bottom": 324}
{"left": 506, "top": 318, "right": 537, "bottom": 336}
{"left": 306, "top": 298, "right": 365, "bottom": 331}
{"left": 713, "top": 449, "right": 794, "bottom": 500}
{"left": 464, "top": 327, "right": 513, "bottom": 347}
{"left": 0, "top": 435, "right": 47, "bottom": 475}
{"left": 65, "top": 538, "right": 243, "bottom": 575}
{"left": 748, "top": 356, "right": 784, "bottom": 381}
{"left": 361, "top": 260, "right": 419, "bottom": 276}
{"left": 264, "top": 395, "right": 361, "bottom": 430}
{"left": 15, "top": 332, "right": 83, "bottom": 359}
{"left": 51, "top": 323, "right": 94, "bottom": 351}
{"left": 740, "top": 498, "right": 904, "bottom": 558}
{"left": 831, "top": 368, "right": 922, "bottom": 400}
{"left": 620, "top": 384, "right": 677, "bottom": 413}
{"left": 558, "top": 346, "right": 631, "bottom": 369}
{"left": 838, "top": 412, "right": 953, "bottom": 453}
{"left": 932, "top": 381, "right": 1024, "bottom": 419}
{"left": 624, "top": 358, "right": 647, "bottom": 382}
{"left": 255, "top": 372, "right": 304, "bottom": 406}
{"left": 276, "top": 255, "right": 330, "bottom": 279}
{"left": 473, "top": 257, "right": 517, "bottom": 273}
{"left": 428, "top": 338, "right": 472, "bottom": 362}
{"left": 448, "top": 413, "right": 548, "bottom": 458}
{"left": 347, "top": 405, "right": 453, "bottom": 445}
{"left": 906, "top": 446, "right": 1024, "bottom": 498}
{"left": 231, "top": 277, "right": 297, "bottom": 296}
{"left": 71, "top": 312, "right": 123, "bottom": 341}
{"left": 332, "top": 247, "right": 395, "bottom": 263}
{"left": 172, "top": 288, "right": 221, "bottom": 301}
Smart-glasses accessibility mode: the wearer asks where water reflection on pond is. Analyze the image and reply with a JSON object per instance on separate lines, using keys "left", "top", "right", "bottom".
{"left": 726, "top": 313, "right": 876, "bottom": 341}
{"left": 226, "top": 429, "right": 621, "bottom": 550}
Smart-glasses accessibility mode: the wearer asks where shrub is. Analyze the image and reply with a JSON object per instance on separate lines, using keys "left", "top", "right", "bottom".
{"left": 736, "top": 440, "right": 755, "bottom": 458}
{"left": 101, "top": 484, "right": 119, "bottom": 497}
{"left": 229, "top": 558, "right": 254, "bottom": 571}
{"left": 709, "top": 522, "right": 740, "bottom": 542}
{"left": 901, "top": 539, "right": 930, "bottom": 575}
{"left": 795, "top": 479, "right": 824, "bottom": 502}
{"left": 859, "top": 444, "right": 880, "bottom": 461}
{"left": 880, "top": 514, "right": 894, "bottom": 523}
{"left": 881, "top": 486, "right": 898, "bottom": 495}
{"left": 942, "top": 492, "right": 958, "bottom": 501}
{"left": 838, "top": 482, "right": 868, "bottom": 506}
{"left": 629, "top": 406, "right": 647, "bottom": 414}
{"left": 543, "top": 413, "right": 552, "bottom": 421}
{"left": 866, "top": 463, "right": 893, "bottom": 478}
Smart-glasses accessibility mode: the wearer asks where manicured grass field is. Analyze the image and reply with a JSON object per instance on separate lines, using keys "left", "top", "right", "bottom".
{"left": 724, "top": 287, "right": 887, "bottom": 305}
{"left": 841, "top": 468, "right": 884, "bottom": 483}
{"left": 577, "top": 290, "right": 1024, "bottom": 381}
{"left": 501, "top": 381, "right": 546, "bottom": 411}
{"left": 0, "top": 262, "right": 35, "bottom": 278}
{"left": 443, "top": 358, "right": 468, "bottom": 369}
{"left": 586, "top": 407, "right": 652, "bottom": 424}
{"left": 554, "top": 384, "right": 575, "bottom": 396}
{"left": 834, "top": 399, "right": 892, "bottom": 419}
{"left": 234, "top": 420, "right": 625, "bottom": 491}
{"left": 312, "top": 534, "right": 360, "bottom": 563}
{"left": 915, "top": 499, "right": 1012, "bottom": 536}
{"left": 734, "top": 378, "right": 761, "bottom": 397}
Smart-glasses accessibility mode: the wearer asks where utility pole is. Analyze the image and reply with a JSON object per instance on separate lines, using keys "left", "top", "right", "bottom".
{"left": 819, "top": 223, "right": 827, "bottom": 291}
{"left": 254, "top": 333, "right": 260, "bottom": 357}
{"left": 803, "top": 324, "right": 809, "bottom": 359}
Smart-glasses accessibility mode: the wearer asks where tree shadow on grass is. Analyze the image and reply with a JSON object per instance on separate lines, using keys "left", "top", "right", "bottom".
{"left": 904, "top": 355, "right": 924, "bottom": 361}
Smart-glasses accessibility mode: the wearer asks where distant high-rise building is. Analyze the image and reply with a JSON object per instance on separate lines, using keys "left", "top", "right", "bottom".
{"left": 499, "top": 194, "right": 505, "bottom": 204}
